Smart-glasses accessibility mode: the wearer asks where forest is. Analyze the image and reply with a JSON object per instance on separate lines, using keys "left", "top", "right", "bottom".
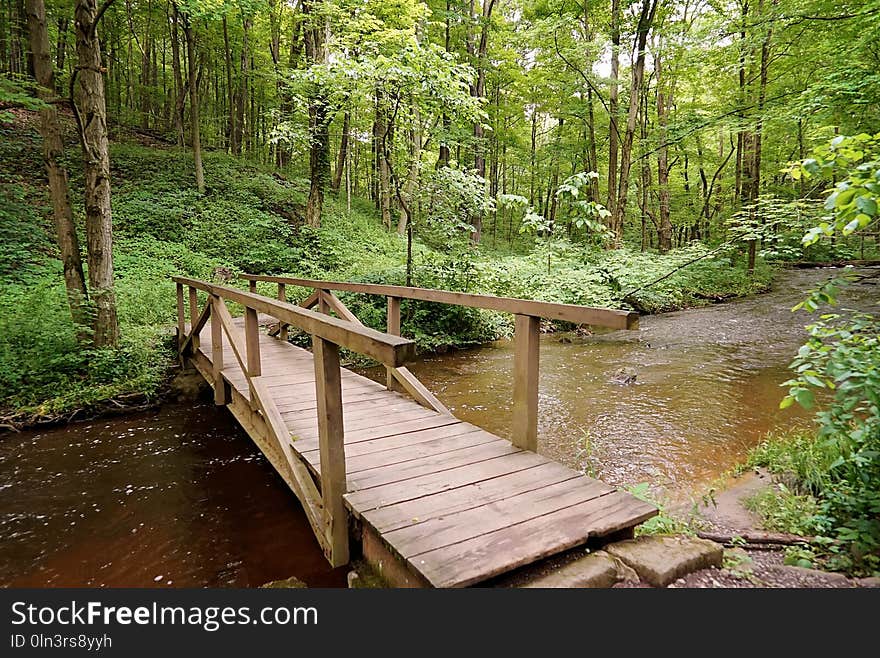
{"left": 0, "top": 0, "right": 878, "bottom": 580}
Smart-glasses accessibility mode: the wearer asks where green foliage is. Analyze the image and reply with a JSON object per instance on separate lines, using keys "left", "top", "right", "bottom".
{"left": 626, "top": 482, "right": 692, "bottom": 536}
{"left": 744, "top": 484, "right": 824, "bottom": 538}
{"left": 0, "top": 77, "right": 48, "bottom": 122}
{"left": 770, "top": 133, "right": 880, "bottom": 575}
{"left": 791, "top": 132, "right": 880, "bottom": 246}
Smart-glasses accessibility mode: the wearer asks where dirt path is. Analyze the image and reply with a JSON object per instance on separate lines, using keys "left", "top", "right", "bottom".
{"left": 679, "top": 472, "right": 876, "bottom": 588}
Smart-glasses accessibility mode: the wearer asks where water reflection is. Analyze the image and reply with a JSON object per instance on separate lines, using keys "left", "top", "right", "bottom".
{"left": 0, "top": 404, "right": 346, "bottom": 587}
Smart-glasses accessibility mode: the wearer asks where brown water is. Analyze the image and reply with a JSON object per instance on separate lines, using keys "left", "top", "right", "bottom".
{"left": 0, "top": 403, "right": 347, "bottom": 587}
{"left": 1, "top": 268, "right": 876, "bottom": 588}
{"left": 368, "top": 267, "right": 879, "bottom": 492}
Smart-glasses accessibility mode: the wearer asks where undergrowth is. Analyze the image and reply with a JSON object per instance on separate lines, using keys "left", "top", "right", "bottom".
{"left": 0, "top": 117, "right": 775, "bottom": 421}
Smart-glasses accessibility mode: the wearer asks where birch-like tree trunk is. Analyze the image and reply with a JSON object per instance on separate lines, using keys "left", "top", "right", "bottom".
{"left": 26, "top": 0, "right": 89, "bottom": 337}
{"left": 74, "top": 0, "right": 119, "bottom": 346}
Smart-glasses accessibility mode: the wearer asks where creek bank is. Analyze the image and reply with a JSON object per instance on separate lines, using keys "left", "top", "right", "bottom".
{"left": 0, "top": 262, "right": 779, "bottom": 434}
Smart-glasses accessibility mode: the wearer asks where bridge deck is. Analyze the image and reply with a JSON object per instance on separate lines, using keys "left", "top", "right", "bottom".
{"left": 191, "top": 318, "right": 656, "bottom": 588}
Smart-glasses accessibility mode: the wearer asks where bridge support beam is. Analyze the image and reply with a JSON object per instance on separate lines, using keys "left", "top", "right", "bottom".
{"left": 386, "top": 296, "right": 401, "bottom": 390}
{"left": 512, "top": 314, "right": 540, "bottom": 452}
{"left": 314, "top": 336, "right": 350, "bottom": 567}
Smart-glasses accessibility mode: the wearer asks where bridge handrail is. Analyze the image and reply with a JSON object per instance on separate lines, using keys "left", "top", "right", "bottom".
{"left": 239, "top": 273, "right": 639, "bottom": 453}
{"left": 239, "top": 274, "right": 639, "bottom": 330}
{"left": 171, "top": 276, "right": 415, "bottom": 367}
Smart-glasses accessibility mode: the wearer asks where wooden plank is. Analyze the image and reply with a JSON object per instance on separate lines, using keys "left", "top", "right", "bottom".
{"left": 245, "top": 306, "right": 261, "bottom": 380}
{"left": 179, "top": 300, "right": 212, "bottom": 355}
{"left": 282, "top": 400, "right": 429, "bottom": 427}
{"left": 239, "top": 274, "right": 639, "bottom": 329}
{"left": 391, "top": 366, "right": 451, "bottom": 415}
{"left": 287, "top": 406, "right": 440, "bottom": 437}
{"left": 305, "top": 429, "right": 501, "bottom": 476}
{"left": 386, "top": 296, "right": 401, "bottom": 390}
{"left": 273, "top": 389, "right": 392, "bottom": 415}
{"left": 212, "top": 299, "right": 252, "bottom": 387}
{"left": 172, "top": 276, "right": 416, "bottom": 367}
{"left": 188, "top": 286, "right": 200, "bottom": 349}
{"left": 387, "top": 477, "right": 614, "bottom": 558}
{"left": 299, "top": 289, "right": 320, "bottom": 310}
{"left": 411, "top": 491, "right": 657, "bottom": 588}
{"left": 309, "top": 293, "right": 448, "bottom": 415}
{"left": 291, "top": 415, "right": 462, "bottom": 452}
{"left": 248, "top": 378, "right": 327, "bottom": 550}
{"left": 344, "top": 450, "right": 549, "bottom": 514}
{"left": 362, "top": 461, "right": 579, "bottom": 533}
{"left": 176, "top": 282, "right": 185, "bottom": 349}
{"left": 512, "top": 314, "right": 539, "bottom": 451}
{"left": 346, "top": 440, "right": 520, "bottom": 492}
{"left": 300, "top": 422, "right": 484, "bottom": 460}
{"left": 313, "top": 336, "right": 349, "bottom": 567}
{"left": 210, "top": 298, "right": 227, "bottom": 405}
{"left": 323, "top": 291, "right": 360, "bottom": 324}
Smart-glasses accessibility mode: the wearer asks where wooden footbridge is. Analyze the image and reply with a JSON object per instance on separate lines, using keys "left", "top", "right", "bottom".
{"left": 172, "top": 274, "right": 656, "bottom": 587}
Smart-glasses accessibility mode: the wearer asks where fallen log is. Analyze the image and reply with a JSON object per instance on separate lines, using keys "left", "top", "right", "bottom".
{"left": 697, "top": 531, "right": 814, "bottom": 546}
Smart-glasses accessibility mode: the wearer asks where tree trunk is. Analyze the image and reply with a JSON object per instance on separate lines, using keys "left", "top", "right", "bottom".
{"left": 469, "top": 0, "right": 496, "bottom": 243}
{"left": 233, "top": 16, "right": 250, "bottom": 155}
{"left": 180, "top": 14, "right": 204, "bottom": 193}
{"left": 74, "top": 0, "right": 119, "bottom": 347}
{"left": 398, "top": 106, "right": 422, "bottom": 235}
{"left": 26, "top": 0, "right": 89, "bottom": 336}
{"left": 656, "top": 50, "right": 672, "bottom": 253}
{"left": 331, "top": 110, "right": 349, "bottom": 192}
{"left": 610, "top": 0, "right": 658, "bottom": 248}
{"left": 170, "top": 4, "right": 185, "bottom": 146}
{"left": 375, "top": 92, "right": 392, "bottom": 229}
{"left": 55, "top": 17, "right": 68, "bottom": 70}
{"left": 222, "top": 16, "right": 234, "bottom": 151}
{"left": 303, "top": 0, "right": 330, "bottom": 227}
{"left": 607, "top": 0, "right": 620, "bottom": 219}
{"left": 437, "top": 0, "right": 451, "bottom": 168}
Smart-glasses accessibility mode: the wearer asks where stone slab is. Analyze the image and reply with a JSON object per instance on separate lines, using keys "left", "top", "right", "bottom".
{"left": 605, "top": 536, "right": 723, "bottom": 587}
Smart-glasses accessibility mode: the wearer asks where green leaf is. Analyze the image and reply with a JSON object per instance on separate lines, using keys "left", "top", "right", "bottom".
{"left": 794, "top": 388, "right": 815, "bottom": 409}
{"left": 855, "top": 195, "right": 877, "bottom": 216}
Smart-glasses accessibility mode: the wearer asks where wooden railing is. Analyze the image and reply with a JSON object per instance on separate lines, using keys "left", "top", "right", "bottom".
{"left": 240, "top": 274, "right": 639, "bottom": 453}
{"left": 172, "top": 276, "right": 415, "bottom": 567}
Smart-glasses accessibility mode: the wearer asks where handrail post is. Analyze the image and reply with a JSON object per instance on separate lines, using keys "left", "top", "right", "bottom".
{"left": 245, "top": 305, "right": 261, "bottom": 398}
{"left": 277, "top": 283, "right": 288, "bottom": 341}
{"left": 176, "top": 282, "right": 185, "bottom": 350}
{"left": 318, "top": 289, "right": 329, "bottom": 314}
{"left": 512, "top": 314, "right": 540, "bottom": 452}
{"left": 313, "top": 336, "right": 349, "bottom": 567}
{"left": 386, "top": 296, "right": 401, "bottom": 389}
{"left": 188, "top": 286, "right": 200, "bottom": 350}
{"left": 210, "top": 295, "right": 227, "bottom": 405}
{"left": 248, "top": 279, "right": 257, "bottom": 294}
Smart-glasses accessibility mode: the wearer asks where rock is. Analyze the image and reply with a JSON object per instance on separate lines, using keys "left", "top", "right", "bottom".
{"left": 857, "top": 577, "right": 880, "bottom": 588}
{"left": 169, "top": 367, "right": 208, "bottom": 402}
{"left": 259, "top": 576, "right": 307, "bottom": 588}
{"left": 520, "top": 551, "right": 621, "bottom": 588}
{"left": 611, "top": 368, "right": 637, "bottom": 385}
{"left": 347, "top": 571, "right": 361, "bottom": 588}
{"left": 605, "top": 536, "right": 724, "bottom": 587}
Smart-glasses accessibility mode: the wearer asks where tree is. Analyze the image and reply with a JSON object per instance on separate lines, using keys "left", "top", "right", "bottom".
{"left": 25, "top": 0, "right": 89, "bottom": 337}
{"left": 302, "top": 0, "right": 330, "bottom": 227}
{"left": 73, "top": 0, "right": 119, "bottom": 347}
